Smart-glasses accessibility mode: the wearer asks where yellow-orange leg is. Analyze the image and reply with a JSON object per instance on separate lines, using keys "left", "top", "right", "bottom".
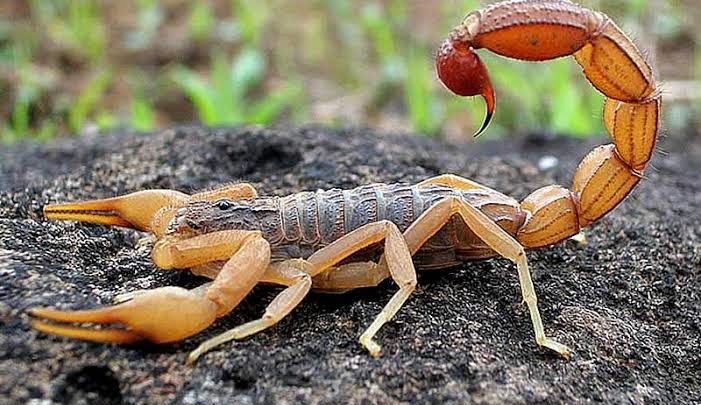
{"left": 31, "top": 230, "right": 271, "bottom": 346}
{"left": 304, "top": 220, "right": 417, "bottom": 357}
{"left": 187, "top": 259, "right": 313, "bottom": 363}
{"left": 312, "top": 261, "right": 390, "bottom": 293}
{"left": 418, "top": 173, "right": 493, "bottom": 192}
{"left": 403, "top": 195, "right": 571, "bottom": 358}
{"left": 184, "top": 221, "right": 415, "bottom": 359}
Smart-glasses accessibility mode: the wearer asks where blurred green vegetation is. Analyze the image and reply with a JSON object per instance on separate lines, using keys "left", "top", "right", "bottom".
{"left": 0, "top": 0, "right": 698, "bottom": 143}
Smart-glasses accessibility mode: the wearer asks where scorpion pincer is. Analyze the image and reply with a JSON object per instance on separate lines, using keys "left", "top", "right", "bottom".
{"left": 31, "top": 0, "right": 660, "bottom": 363}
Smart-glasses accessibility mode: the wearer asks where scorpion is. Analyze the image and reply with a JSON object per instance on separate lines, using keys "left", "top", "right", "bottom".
{"left": 31, "top": 0, "right": 660, "bottom": 364}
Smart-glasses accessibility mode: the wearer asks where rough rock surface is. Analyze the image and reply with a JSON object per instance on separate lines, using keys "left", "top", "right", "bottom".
{"left": 1, "top": 126, "right": 699, "bottom": 404}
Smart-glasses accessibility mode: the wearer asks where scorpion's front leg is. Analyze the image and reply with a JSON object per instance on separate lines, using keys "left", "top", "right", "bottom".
{"left": 189, "top": 220, "right": 416, "bottom": 360}
{"left": 187, "top": 259, "right": 313, "bottom": 363}
{"left": 31, "top": 230, "right": 271, "bottom": 347}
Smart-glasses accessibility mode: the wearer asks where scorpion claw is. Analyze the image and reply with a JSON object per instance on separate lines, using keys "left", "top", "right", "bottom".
{"left": 30, "top": 287, "right": 218, "bottom": 344}
{"left": 30, "top": 319, "right": 143, "bottom": 344}
{"left": 43, "top": 190, "right": 189, "bottom": 232}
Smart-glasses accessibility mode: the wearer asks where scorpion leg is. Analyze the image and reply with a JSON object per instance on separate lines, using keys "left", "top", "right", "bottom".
{"left": 186, "top": 259, "right": 390, "bottom": 361}
{"left": 187, "top": 259, "right": 313, "bottom": 363}
{"left": 312, "top": 261, "right": 390, "bottom": 292}
{"left": 403, "top": 196, "right": 571, "bottom": 358}
{"left": 418, "top": 173, "right": 495, "bottom": 192}
{"left": 31, "top": 230, "right": 270, "bottom": 346}
{"left": 185, "top": 259, "right": 391, "bottom": 361}
{"left": 303, "top": 220, "right": 416, "bottom": 357}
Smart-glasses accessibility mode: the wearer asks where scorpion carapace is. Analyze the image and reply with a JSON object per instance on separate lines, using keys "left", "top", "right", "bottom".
{"left": 30, "top": 0, "right": 659, "bottom": 364}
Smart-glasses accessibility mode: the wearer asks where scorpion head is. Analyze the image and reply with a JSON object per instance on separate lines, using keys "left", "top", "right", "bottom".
{"left": 170, "top": 198, "right": 255, "bottom": 236}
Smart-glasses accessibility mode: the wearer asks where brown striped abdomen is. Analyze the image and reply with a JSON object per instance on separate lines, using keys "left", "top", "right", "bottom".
{"left": 270, "top": 183, "right": 524, "bottom": 270}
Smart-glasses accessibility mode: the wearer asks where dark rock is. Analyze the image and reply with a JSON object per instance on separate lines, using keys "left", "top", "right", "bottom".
{"left": 1, "top": 126, "right": 699, "bottom": 404}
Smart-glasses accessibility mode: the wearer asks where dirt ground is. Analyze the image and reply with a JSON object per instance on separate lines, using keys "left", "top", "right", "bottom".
{"left": 0, "top": 126, "right": 699, "bottom": 404}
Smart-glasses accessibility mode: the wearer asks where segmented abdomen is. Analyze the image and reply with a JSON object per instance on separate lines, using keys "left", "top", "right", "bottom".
{"left": 268, "top": 183, "right": 524, "bottom": 269}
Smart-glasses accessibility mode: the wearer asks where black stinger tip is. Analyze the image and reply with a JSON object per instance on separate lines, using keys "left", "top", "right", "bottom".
{"left": 473, "top": 108, "right": 493, "bottom": 138}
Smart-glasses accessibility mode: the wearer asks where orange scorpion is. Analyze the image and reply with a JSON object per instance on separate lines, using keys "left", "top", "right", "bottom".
{"left": 31, "top": 0, "right": 660, "bottom": 363}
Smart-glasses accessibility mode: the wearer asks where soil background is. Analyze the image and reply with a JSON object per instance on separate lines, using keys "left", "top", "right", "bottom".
{"left": 1, "top": 126, "right": 700, "bottom": 404}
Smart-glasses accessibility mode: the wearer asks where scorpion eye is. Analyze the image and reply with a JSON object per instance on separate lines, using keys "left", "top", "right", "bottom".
{"left": 214, "top": 200, "right": 234, "bottom": 211}
{"left": 215, "top": 199, "right": 233, "bottom": 211}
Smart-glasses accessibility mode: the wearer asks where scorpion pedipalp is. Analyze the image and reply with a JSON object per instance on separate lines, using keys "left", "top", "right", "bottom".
{"left": 30, "top": 286, "right": 219, "bottom": 344}
{"left": 43, "top": 190, "right": 189, "bottom": 233}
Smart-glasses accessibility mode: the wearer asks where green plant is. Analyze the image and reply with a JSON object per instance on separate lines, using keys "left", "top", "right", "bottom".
{"left": 231, "top": 0, "right": 270, "bottom": 46}
{"left": 404, "top": 47, "right": 445, "bottom": 136}
{"left": 68, "top": 69, "right": 113, "bottom": 133}
{"left": 1, "top": 0, "right": 691, "bottom": 142}
{"left": 10, "top": 54, "right": 38, "bottom": 139}
{"left": 171, "top": 48, "right": 304, "bottom": 126}
{"left": 360, "top": 3, "right": 453, "bottom": 136}
{"left": 30, "top": 0, "right": 106, "bottom": 63}
{"left": 360, "top": 3, "right": 404, "bottom": 86}
{"left": 189, "top": 2, "right": 215, "bottom": 42}
{"left": 130, "top": 97, "right": 157, "bottom": 132}
{"left": 1, "top": 40, "right": 59, "bottom": 142}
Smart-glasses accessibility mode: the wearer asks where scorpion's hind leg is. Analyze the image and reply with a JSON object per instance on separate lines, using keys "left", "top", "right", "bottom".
{"left": 189, "top": 223, "right": 416, "bottom": 358}
{"left": 402, "top": 196, "right": 571, "bottom": 358}
{"left": 30, "top": 230, "right": 271, "bottom": 349}
{"left": 188, "top": 257, "right": 383, "bottom": 362}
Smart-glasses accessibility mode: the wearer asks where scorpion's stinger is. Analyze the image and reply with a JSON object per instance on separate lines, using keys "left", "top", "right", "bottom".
{"left": 436, "top": 39, "right": 496, "bottom": 137}
{"left": 475, "top": 87, "right": 495, "bottom": 138}
{"left": 44, "top": 189, "right": 189, "bottom": 232}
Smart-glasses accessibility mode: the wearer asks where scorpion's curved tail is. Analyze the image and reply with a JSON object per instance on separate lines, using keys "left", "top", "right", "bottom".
{"left": 437, "top": 0, "right": 660, "bottom": 248}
